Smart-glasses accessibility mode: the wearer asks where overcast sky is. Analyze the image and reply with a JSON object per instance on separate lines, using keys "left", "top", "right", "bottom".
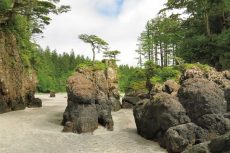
{"left": 37, "top": 0, "right": 167, "bottom": 66}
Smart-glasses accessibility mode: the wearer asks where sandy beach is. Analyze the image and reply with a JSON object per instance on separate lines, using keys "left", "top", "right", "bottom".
{"left": 0, "top": 93, "right": 166, "bottom": 153}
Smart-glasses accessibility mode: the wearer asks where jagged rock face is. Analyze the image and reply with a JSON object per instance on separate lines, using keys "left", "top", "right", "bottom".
{"left": 122, "top": 90, "right": 148, "bottom": 109}
{"left": 106, "top": 67, "right": 121, "bottom": 111}
{"left": 162, "top": 80, "right": 180, "bottom": 95}
{"left": 225, "top": 87, "right": 230, "bottom": 112}
{"left": 183, "top": 132, "right": 230, "bottom": 153}
{"left": 62, "top": 65, "right": 120, "bottom": 133}
{"left": 134, "top": 67, "right": 230, "bottom": 153}
{"left": 164, "top": 123, "right": 208, "bottom": 153}
{"left": 0, "top": 32, "right": 41, "bottom": 114}
{"left": 178, "top": 78, "right": 229, "bottom": 136}
{"left": 133, "top": 93, "right": 190, "bottom": 139}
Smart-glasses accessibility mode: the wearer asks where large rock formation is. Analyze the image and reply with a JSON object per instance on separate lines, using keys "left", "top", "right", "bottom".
{"left": 134, "top": 93, "right": 190, "bottom": 139}
{"left": 0, "top": 32, "right": 41, "bottom": 114}
{"left": 133, "top": 67, "right": 230, "bottom": 153}
{"left": 62, "top": 61, "right": 121, "bottom": 133}
{"left": 183, "top": 132, "right": 230, "bottom": 153}
{"left": 178, "top": 78, "right": 229, "bottom": 136}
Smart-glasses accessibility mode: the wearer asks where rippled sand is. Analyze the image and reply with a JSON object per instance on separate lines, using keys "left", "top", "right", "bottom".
{"left": 0, "top": 93, "right": 166, "bottom": 153}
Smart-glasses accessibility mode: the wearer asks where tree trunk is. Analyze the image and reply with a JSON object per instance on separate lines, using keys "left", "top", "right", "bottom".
{"left": 92, "top": 46, "right": 95, "bottom": 66}
{"left": 160, "top": 42, "right": 163, "bottom": 67}
{"left": 172, "top": 44, "right": 175, "bottom": 65}
{"left": 155, "top": 44, "right": 158, "bottom": 65}
{"left": 164, "top": 44, "right": 168, "bottom": 67}
{"left": 204, "top": 13, "right": 211, "bottom": 37}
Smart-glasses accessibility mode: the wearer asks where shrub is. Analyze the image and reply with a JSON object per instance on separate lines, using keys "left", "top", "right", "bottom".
{"left": 176, "top": 63, "right": 212, "bottom": 73}
{"left": 76, "top": 61, "right": 106, "bottom": 71}
{"left": 150, "top": 66, "right": 181, "bottom": 85}
{"left": 0, "top": 0, "right": 13, "bottom": 12}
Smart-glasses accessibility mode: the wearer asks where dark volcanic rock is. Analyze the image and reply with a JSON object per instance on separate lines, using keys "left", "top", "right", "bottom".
{"left": 164, "top": 123, "right": 208, "bottom": 153}
{"left": 178, "top": 78, "right": 228, "bottom": 136}
{"left": 62, "top": 62, "right": 120, "bottom": 133}
{"left": 225, "top": 87, "right": 230, "bottom": 112}
{"left": 196, "top": 114, "right": 230, "bottom": 136}
{"left": 122, "top": 96, "right": 141, "bottom": 108}
{"left": 183, "top": 132, "right": 230, "bottom": 153}
{"left": 122, "top": 90, "right": 148, "bottom": 109}
{"left": 50, "top": 92, "right": 55, "bottom": 98}
{"left": 96, "top": 103, "right": 114, "bottom": 130}
{"left": 71, "top": 104, "right": 98, "bottom": 133}
{"left": 182, "top": 142, "right": 210, "bottom": 153}
{"left": 178, "top": 78, "right": 227, "bottom": 120}
{"left": 134, "top": 67, "right": 230, "bottom": 153}
{"left": 133, "top": 93, "right": 190, "bottom": 139}
{"left": 162, "top": 80, "right": 180, "bottom": 95}
{"left": 28, "top": 98, "right": 42, "bottom": 108}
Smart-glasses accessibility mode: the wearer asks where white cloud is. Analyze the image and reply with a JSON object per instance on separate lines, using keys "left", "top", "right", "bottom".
{"left": 36, "top": 0, "right": 167, "bottom": 66}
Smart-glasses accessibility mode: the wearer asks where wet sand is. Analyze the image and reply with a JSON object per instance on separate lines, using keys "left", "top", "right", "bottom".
{"left": 0, "top": 93, "right": 166, "bottom": 153}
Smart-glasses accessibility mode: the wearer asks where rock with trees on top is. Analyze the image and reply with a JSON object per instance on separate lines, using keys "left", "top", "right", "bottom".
{"left": 133, "top": 65, "right": 230, "bottom": 153}
{"left": 62, "top": 60, "right": 121, "bottom": 133}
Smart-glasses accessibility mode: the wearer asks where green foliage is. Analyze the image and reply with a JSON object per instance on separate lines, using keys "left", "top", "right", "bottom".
{"left": 144, "top": 60, "right": 158, "bottom": 79}
{"left": 33, "top": 47, "right": 91, "bottom": 92}
{"left": 176, "top": 63, "right": 212, "bottom": 73}
{"left": 118, "top": 65, "right": 146, "bottom": 92}
{"left": 150, "top": 66, "right": 181, "bottom": 84}
{"left": 0, "top": 0, "right": 12, "bottom": 11}
{"left": 76, "top": 61, "right": 107, "bottom": 71}
{"left": 103, "top": 50, "right": 121, "bottom": 60}
{"left": 79, "top": 34, "right": 109, "bottom": 64}
{"left": 130, "top": 81, "right": 146, "bottom": 91}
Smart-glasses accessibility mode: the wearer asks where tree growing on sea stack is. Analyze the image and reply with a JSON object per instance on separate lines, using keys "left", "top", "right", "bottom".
{"left": 103, "top": 50, "right": 121, "bottom": 61}
{"left": 79, "top": 34, "right": 108, "bottom": 65}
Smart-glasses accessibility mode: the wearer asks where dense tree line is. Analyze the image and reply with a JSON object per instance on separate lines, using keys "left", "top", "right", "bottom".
{"left": 137, "top": 0, "right": 230, "bottom": 70}
{"left": 32, "top": 47, "right": 90, "bottom": 92}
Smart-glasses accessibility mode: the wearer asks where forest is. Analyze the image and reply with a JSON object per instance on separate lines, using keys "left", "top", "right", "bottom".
{"left": 0, "top": 0, "right": 230, "bottom": 93}
{"left": 1, "top": 1, "right": 230, "bottom": 153}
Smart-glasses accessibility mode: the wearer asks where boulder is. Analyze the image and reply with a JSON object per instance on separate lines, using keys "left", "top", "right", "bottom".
{"left": 122, "top": 96, "right": 141, "bottom": 108}
{"left": 180, "top": 68, "right": 204, "bottom": 82}
{"left": 164, "top": 123, "right": 208, "bottom": 153}
{"left": 122, "top": 90, "right": 148, "bottom": 109}
{"left": 196, "top": 114, "right": 230, "bottom": 136}
{"left": 182, "top": 142, "right": 210, "bottom": 153}
{"left": 109, "top": 97, "right": 121, "bottom": 111}
{"left": 162, "top": 80, "right": 180, "bottom": 95}
{"left": 178, "top": 78, "right": 227, "bottom": 120}
{"left": 223, "top": 70, "right": 230, "bottom": 80}
{"left": 183, "top": 132, "right": 230, "bottom": 153}
{"left": 178, "top": 78, "right": 228, "bottom": 136}
{"left": 28, "top": 98, "right": 42, "bottom": 108}
{"left": 207, "top": 70, "right": 230, "bottom": 89}
{"left": 133, "top": 93, "right": 190, "bottom": 139}
{"left": 50, "top": 92, "right": 55, "bottom": 97}
{"left": 208, "top": 132, "right": 230, "bottom": 153}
